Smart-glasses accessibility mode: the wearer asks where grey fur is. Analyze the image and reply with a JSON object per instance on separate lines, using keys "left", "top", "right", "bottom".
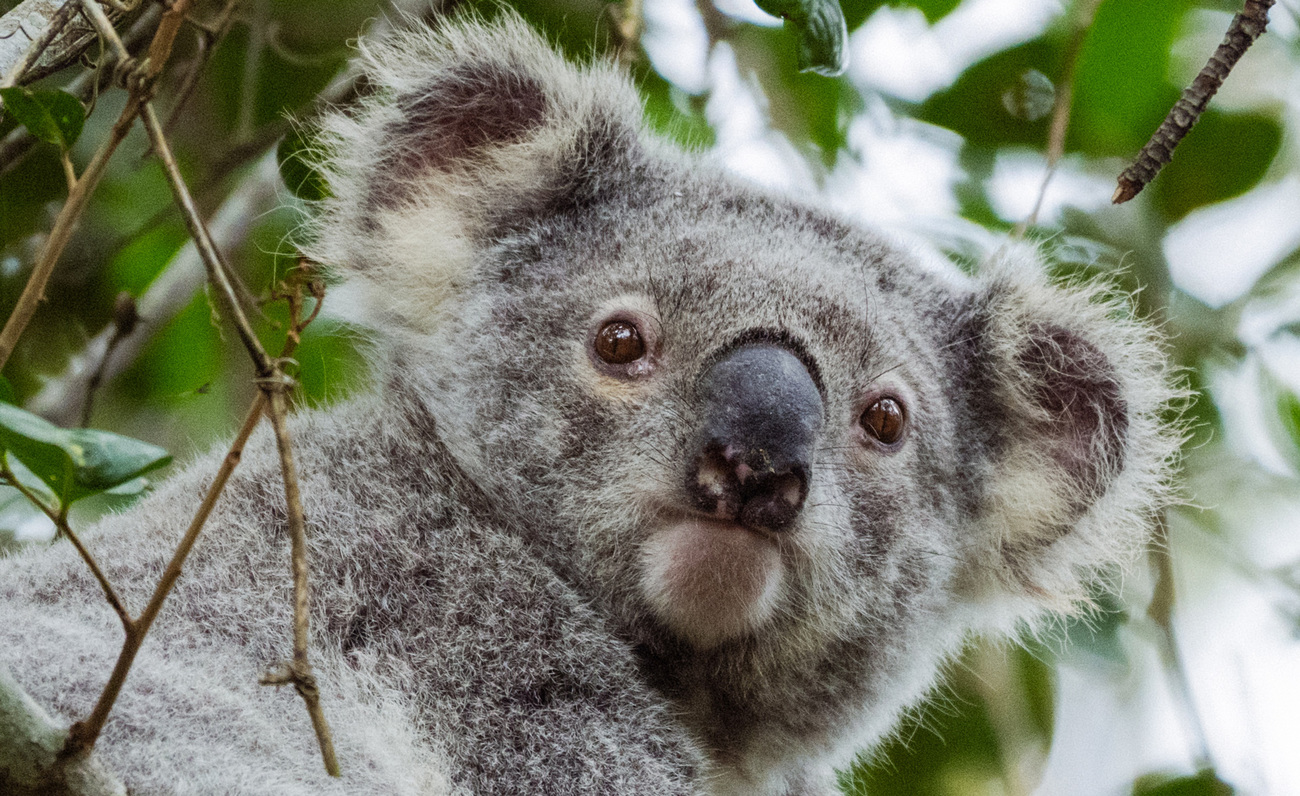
{"left": 0, "top": 13, "right": 1179, "bottom": 796}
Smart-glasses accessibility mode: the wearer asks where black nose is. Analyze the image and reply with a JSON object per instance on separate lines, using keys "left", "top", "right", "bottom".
{"left": 686, "top": 344, "right": 823, "bottom": 533}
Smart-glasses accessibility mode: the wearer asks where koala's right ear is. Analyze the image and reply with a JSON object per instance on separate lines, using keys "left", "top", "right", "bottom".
{"left": 306, "top": 13, "right": 645, "bottom": 332}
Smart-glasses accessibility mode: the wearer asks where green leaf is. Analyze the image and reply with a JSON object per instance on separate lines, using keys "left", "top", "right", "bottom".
{"left": 277, "top": 127, "right": 331, "bottom": 201}
{"left": 0, "top": 403, "right": 171, "bottom": 506}
{"left": 1132, "top": 768, "right": 1234, "bottom": 796}
{"left": 0, "top": 87, "right": 85, "bottom": 151}
{"left": 1280, "top": 392, "right": 1300, "bottom": 454}
{"left": 753, "top": 0, "right": 848, "bottom": 76}
{"left": 0, "top": 377, "right": 14, "bottom": 405}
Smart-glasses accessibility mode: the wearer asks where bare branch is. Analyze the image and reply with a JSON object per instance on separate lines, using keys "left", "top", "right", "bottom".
{"left": 1114, "top": 0, "right": 1275, "bottom": 204}
{"left": 138, "top": 100, "right": 274, "bottom": 376}
{"left": 0, "top": 0, "right": 80, "bottom": 90}
{"left": 28, "top": 154, "right": 282, "bottom": 426}
{"left": 0, "top": 0, "right": 136, "bottom": 89}
{"left": 0, "top": 96, "right": 136, "bottom": 370}
{"left": 66, "top": 393, "right": 266, "bottom": 756}
{"left": 264, "top": 385, "right": 341, "bottom": 776}
{"left": 0, "top": 0, "right": 194, "bottom": 371}
{"left": 65, "top": 260, "right": 322, "bottom": 757}
{"left": 0, "top": 3, "right": 161, "bottom": 179}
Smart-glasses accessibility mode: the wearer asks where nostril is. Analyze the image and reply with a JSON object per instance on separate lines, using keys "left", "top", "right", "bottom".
{"left": 687, "top": 441, "right": 809, "bottom": 532}
{"left": 738, "top": 470, "right": 806, "bottom": 533}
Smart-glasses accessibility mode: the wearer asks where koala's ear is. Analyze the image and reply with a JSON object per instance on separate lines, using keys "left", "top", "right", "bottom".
{"left": 955, "top": 249, "right": 1179, "bottom": 611}
{"left": 306, "top": 13, "right": 644, "bottom": 330}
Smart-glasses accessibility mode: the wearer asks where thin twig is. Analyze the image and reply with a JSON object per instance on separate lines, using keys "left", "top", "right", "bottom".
{"left": 263, "top": 384, "right": 341, "bottom": 777}
{"left": 0, "top": 91, "right": 137, "bottom": 371}
{"left": 1012, "top": 0, "right": 1100, "bottom": 237}
{"left": 0, "top": 0, "right": 191, "bottom": 372}
{"left": 1113, "top": 0, "right": 1275, "bottom": 203}
{"left": 0, "top": 3, "right": 161, "bottom": 179}
{"left": 160, "top": 0, "right": 240, "bottom": 143}
{"left": 138, "top": 81, "right": 337, "bottom": 771}
{"left": 66, "top": 266, "right": 322, "bottom": 758}
{"left": 66, "top": 392, "right": 265, "bottom": 755}
{"left": 0, "top": 460, "right": 133, "bottom": 631}
{"left": 254, "top": 263, "right": 338, "bottom": 776}
{"left": 78, "top": 0, "right": 124, "bottom": 57}
{"left": 28, "top": 153, "right": 282, "bottom": 427}
{"left": 138, "top": 100, "right": 273, "bottom": 377}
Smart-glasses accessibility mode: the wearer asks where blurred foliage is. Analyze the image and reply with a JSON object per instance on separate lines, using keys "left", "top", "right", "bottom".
{"left": 2, "top": 0, "right": 1299, "bottom": 791}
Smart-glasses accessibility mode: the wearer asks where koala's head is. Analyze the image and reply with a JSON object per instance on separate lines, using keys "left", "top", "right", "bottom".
{"left": 309, "top": 12, "right": 1179, "bottom": 782}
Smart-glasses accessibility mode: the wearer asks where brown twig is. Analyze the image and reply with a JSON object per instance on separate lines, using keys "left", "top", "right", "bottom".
{"left": 0, "top": 460, "right": 132, "bottom": 632}
{"left": 0, "top": 0, "right": 190, "bottom": 372}
{"left": 1013, "top": 0, "right": 1101, "bottom": 236}
{"left": 140, "top": 74, "right": 338, "bottom": 771}
{"left": 0, "top": 90, "right": 137, "bottom": 371}
{"left": 0, "top": 3, "right": 161, "bottom": 179}
{"left": 138, "top": 100, "right": 273, "bottom": 376}
{"left": 66, "top": 266, "right": 323, "bottom": 758}
{"left": 262, "top": 383, "right": 340, "bottom": 776}
{"left": 66, "top": 390, "right": 266, "bottom": 755}
{"left": 140, "top": 0, "right": 241, "bottom": 160}
{"left": 255, "top": 263, "right": 338, "bottom": 775}
{"left": 1113, "top": 0, "right": 1275, "bottom": 204}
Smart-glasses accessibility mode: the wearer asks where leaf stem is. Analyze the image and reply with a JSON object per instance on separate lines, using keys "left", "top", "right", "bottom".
{"left": 1, "top": 459, "right": 132, "bottom": 632}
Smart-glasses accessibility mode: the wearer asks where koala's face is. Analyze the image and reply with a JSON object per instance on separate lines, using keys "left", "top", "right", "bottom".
{"left": 311, "top": 14, "right": 1176, "bottom": 775}
{"left": 440, "top": 196, "right": 968, "bottom": 662}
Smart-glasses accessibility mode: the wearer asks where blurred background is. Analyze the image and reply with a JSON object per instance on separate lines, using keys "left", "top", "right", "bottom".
{"left": 1, "top": 0, "right": 1299, "bottom": 792}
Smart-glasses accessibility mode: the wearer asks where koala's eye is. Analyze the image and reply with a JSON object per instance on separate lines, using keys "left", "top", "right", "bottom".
{"left": 594, "top": 320, "right": 646, "bottom": 364}
{"left": 860, "top": 397, "right": 905, "bottom": 445}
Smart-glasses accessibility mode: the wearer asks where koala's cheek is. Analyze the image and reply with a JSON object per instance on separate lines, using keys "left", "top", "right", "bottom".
{"left": 639, "top": 520, "right": 784, "bottom": 649}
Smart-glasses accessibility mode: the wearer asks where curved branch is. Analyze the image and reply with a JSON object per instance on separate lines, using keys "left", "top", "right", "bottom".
{"left": 1113, "top": 0, "right": 1275, "bottom": 203}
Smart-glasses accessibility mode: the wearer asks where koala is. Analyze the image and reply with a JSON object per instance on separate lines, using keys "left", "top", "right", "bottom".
{"left": 0, "top": 12, "right": 1179, "bottom": 796}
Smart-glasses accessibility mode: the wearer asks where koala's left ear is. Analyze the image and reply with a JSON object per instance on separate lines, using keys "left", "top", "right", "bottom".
{"left": 954, "top": 249, "right": 1180, "bottom": 611}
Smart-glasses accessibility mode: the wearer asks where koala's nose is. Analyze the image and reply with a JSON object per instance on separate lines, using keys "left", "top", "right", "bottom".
{"left": 687, "top": 344, "right": 823, "bottom": 533}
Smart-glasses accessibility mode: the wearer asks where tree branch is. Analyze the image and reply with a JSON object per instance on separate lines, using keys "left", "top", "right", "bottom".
{"left": 27, "top": 154, "right": 283, "bottom": 426}
{"left": 0, "top": 0, "right": 80, "bottom": 91}
{"left": 0, "top": 665, "right": 125, "bottom": 796}
{"left": 0, "top": 0, "right": 192, "bottom": 372}
{"left": 1113, "top": 0, "right": 1275, "bottom": 203}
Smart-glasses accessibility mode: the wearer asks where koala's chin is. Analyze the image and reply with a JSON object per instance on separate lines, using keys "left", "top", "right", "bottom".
{"left": 640, "top": 518, "right": 785, "bottom": 648}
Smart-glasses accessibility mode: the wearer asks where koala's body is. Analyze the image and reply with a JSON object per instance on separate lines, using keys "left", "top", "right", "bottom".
{"left": 0, "top": 13, "right": 1178, "bottom": 796}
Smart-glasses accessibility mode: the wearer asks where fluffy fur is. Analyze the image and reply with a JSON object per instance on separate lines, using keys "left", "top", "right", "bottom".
{"left": 0, "top": 13, "right": 1180, "bottom": 795}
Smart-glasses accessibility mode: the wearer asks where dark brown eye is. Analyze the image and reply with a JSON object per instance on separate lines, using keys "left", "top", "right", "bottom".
{"left": 594, "top": 320, "right": 646, "bottom": 364}
{"left": 860, "top": 397, "right": 905, "bottom": 445}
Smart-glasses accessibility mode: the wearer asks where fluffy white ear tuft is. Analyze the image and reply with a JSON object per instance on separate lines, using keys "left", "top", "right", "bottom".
{"left": 956, "top": 247, "right": 1183, "bottom": 615}
{"left": 303, "top": 12, "right": 644, "bottom": 335}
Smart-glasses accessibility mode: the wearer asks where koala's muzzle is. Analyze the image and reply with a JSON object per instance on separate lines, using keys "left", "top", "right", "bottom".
{"left": 688, "top": 344, "right": 823, "bottom": 533}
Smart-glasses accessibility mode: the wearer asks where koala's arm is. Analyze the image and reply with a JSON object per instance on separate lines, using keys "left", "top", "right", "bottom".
{"left": 0, "top": 395, "right": 701, "bottom": 795}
